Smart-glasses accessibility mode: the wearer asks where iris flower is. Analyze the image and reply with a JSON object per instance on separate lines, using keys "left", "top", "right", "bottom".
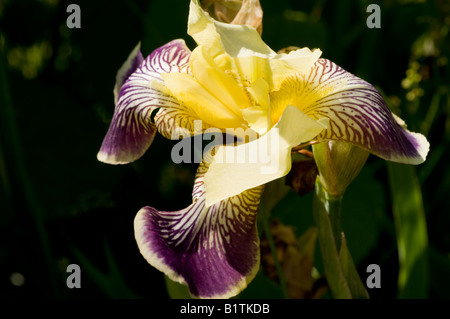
{"left": 98, "top": 0, "right": 429, "bottom": 298}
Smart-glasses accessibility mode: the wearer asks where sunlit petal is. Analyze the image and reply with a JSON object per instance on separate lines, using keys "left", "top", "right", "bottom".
{"left": 190, "top": 46, "right": 251, "bottom": 113}
{"left": 242, "top": 78, "right": 271, "bottom": 134}
{"left": 272, "top": 59, "right": 430, "bottom": 164}
{"left": 162, "top": 72, "right": 245, "bottom": 129}
{"left": 271, "top": 47, "right": 322, "bottom": 89}
{"left": 188, "top": 0, "right": 321, "bottom": 76}
{"left": 161, "top": 45, "right": 254, "bottom": 130}
{"left": 97, "top": 40, "right": 193, "bottom": 164}
{"left": 188, "top": 0, "right": 273, "bottom": 59}
{"left": 134, "top": 158, "right": 263, "bottom": 298}
{"left": 204, "top": 105, "right": 328, "bottom": 206}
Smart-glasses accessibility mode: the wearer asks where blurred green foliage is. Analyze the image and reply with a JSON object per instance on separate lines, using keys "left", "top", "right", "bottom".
{"left": 0, "top": 0, "right": 449, "bottom": 299}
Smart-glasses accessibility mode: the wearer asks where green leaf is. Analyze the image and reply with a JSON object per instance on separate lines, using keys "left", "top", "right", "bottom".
{"left": 339, "top": 234, "right": 370, "bottom": 299}
{"left": 164, "top": 275, "right": 192, "bottom": 299}
{"left": 341, "top": 163, "right": 385, "bottom": 264}
{"left": 387, "top": 162, "right": 429, "bottom": 298}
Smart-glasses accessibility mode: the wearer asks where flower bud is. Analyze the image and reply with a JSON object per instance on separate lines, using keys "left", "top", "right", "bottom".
{"left": 202, "top": 0, "right": 263, "bottom": 34}
{"left": 312, "top": 141, "right": 369, "bottom": 197}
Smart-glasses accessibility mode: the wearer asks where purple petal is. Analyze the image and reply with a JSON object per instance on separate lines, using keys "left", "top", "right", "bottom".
{"left": 113, "top": 43, "right": 144, "bottom": 104}
{"left": 302, "top": 59, "right": 429, "bottom": 164}
{"left": 134, "top": 160, "right": 263, "bottom": 298}
{"left": 97, "top": 39, "right": 191, "bottom": 164}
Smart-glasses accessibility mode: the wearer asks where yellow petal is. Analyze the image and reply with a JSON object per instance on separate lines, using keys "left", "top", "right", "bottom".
{"left": 234, "top": 55, "right": 273, "bottom": 87}
{"left": 204, "top": 105, "right": 328, "bottom": 206}
{"left": 275, "top": 47, "right": 322, "bottom": 74}
{"left": 188, "top": 0, "right": 223, "bottom": 58}
{"left": 216, "top": 22, "right": 274, "bottom": 58}
{"left": 242, "top": 78, "right": 271, "bottom": 134}
{"left": 190, "top": 46, "right": 251, "bottom": 114}
{"left": 188, "top": 0, "right": 273, "bottom": 59}
{"left": 271, "top": 48, "right": 322, "bottom": 89}
{"left": 269, "top": 69, "right": 339, "bottom": 125}
{"left": 187, "top": 0, "right": 321, "bottom": 89}
{"left": 246, "top": 77, "right": 270, "bottom": 110}
{"left": 241, "top": 105, "right": 269, "bottom": 135}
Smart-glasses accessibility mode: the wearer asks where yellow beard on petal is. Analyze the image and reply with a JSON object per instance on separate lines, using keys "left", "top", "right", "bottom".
{"left": 269, "top": 73, "right": 340, "bottom": 125}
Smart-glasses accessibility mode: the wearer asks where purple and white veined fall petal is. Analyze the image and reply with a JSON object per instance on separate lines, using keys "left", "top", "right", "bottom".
{"left": 113, "top": 42, "right": 144, "bottom": 104}
{"left": 272, "top": 59, "right": 429, "bottom": 164}
{"left": 97, "top": 39, "right": 194, "bottom": 164}
{"left": 134, "top": 157, "right": 264, "bottom": 299}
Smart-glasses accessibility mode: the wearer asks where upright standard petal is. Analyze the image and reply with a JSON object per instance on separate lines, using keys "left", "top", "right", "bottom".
{"left": 271, "top": 59, "right": 429, "bottom": 164}
{"left": 187, "top": 0, "right": 321, "bottom": 86}
{"left": 188, "top": 0, "right": 273, "bottom": 59}
{"left": 162, "top": 45, "right": 253, "bottom": 129}
{"left": 134, "top": 157, "right": 263, "bottom": 299}
{"left": 97, "top": 40, "right": 192, "bottom": 164}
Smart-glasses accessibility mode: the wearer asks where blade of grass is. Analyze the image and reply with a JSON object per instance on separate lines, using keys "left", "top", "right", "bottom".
{"left": 387, "top": 162, "right": 429, "bottom": 298}
{"left": 339, "top": 234, "right": 370, "bottom": 299}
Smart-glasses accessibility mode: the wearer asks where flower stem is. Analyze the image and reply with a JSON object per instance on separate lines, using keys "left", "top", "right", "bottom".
{"left": 313, "top": 178, "right": 369, "bottom": 299}
{"left": 324, "top": 190, "right": 343, "bottom": 252}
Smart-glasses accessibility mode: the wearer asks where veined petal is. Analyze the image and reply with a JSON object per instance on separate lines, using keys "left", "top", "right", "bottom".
{"left": 113, "top": 42, "right": 144, "bottom": 104}
{"left": 271, "top": 48, "right": 322, "bottom": 88}
{"left": 204, "top": 105, "right": 328, "bottom": 206}
{"left": 134, "top": 158, "right": 264, "bottom": 299}
{"left": 98, "top": 39, "right": 193, "bottom": 164}
{"left": 154, "top": 105, "right": 212, "bottom": 140}
{"left": 280, "top": 59, "right": 429, "bottom": 164}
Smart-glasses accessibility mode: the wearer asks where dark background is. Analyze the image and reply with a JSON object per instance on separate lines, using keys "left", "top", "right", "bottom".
{"left": 0, "top": 0, "right": 449, "bottom": 299}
